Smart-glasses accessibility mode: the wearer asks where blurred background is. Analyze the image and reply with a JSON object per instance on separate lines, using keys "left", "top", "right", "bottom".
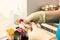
{"left": 0, "top": 0, "right": 27, "bottom": 38}
{"left": 0, "top": 0, "right": 59, "bottom": 39}
{"left": 27, "top": 0, "right": 59, "bottom": 15}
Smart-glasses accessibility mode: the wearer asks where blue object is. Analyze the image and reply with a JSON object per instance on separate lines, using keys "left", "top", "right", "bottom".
{"left": 14, "top": 21, "right": 19, "bottom": 25}
{"left": 56, "top": 21, "right": 60, "bottom": 40}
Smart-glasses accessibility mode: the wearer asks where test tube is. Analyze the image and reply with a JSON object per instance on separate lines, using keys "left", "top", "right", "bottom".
{"left": 14, "top": 31, "right": 20, "bottom": 40}
{"left": 6, "top": 28, "right": 14, "bottom": 40}
{"left": 21, "top": 31, "right": 28, "bottom": 40}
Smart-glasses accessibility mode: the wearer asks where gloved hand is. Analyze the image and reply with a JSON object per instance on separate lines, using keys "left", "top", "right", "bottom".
{"left": 25, "top": 11, "right": 45, "bottom": 24}
{"left": 25, "top": 10, "right": 60, "bottom": 24}
{"left": 26, "top": 22, "right": 56, "bottom": 40}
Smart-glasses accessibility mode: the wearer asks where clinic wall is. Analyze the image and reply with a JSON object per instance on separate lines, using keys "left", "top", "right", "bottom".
{"left": 27, "top": 0, "right": 59, "bottom": 15}
{"left": 0, "top": 0, "right": 27, "bottom": 37}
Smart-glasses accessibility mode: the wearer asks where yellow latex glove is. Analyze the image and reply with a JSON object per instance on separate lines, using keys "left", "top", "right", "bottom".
{"left": 27, "top": 22, "right": 56, "bottom": 40}
{"left": 25, "top": 11, "right": 45, "bottom": 24}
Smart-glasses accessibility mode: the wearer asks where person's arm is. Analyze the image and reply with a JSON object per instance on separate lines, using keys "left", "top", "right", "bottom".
{"left": 45, "top": 10, "right": 60, "bottom": 23}
{"left": 25, "top": 10, "right": 60, "bottom": 23}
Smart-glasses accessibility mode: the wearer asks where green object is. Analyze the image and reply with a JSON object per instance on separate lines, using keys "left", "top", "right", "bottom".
{"left": 14, "top": 31, "right": 20, "bottom": 38}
